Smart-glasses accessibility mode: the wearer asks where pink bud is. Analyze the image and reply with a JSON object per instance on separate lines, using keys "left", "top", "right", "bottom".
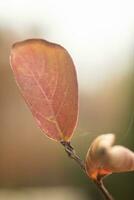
{"left": 85, "top": 134, "right": 134, "bottom": 180}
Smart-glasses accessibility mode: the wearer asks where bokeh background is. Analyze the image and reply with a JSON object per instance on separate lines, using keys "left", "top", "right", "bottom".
{"left": 0, "top": 0, "right": 134, "bottom": 199}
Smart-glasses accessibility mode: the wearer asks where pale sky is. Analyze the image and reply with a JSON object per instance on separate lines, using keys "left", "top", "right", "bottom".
{"left": 0, "top": 0, "right": 134, "bottom": 90}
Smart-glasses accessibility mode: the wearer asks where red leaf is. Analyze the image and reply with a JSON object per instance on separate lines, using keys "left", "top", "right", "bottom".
{"left": 10, "top": 39, "right": 78, "bottom": 142}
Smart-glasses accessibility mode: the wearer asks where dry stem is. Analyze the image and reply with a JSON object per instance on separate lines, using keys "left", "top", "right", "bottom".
{"left": 61, "top": 141, "right": 114, "bottom": 200}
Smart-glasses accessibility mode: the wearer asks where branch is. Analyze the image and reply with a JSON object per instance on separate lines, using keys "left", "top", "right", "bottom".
{"left": 94, "top": 179, "right": 114, "bottom": 200}
{"left": 61, "top": 141, "right": 85, "bottom": 171}
{"left": 61, "top": 141, "right": 114, "bottom": 200}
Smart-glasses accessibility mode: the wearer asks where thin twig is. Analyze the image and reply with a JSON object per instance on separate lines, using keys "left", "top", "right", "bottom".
{"left": 60, "top": 141, "right": 85, "bottom": 171}
{"left": 94, "top": 179, "right": 114, "bottom": 200}
{"left": 61, "top": 141, "right": 114, "bottom": 200}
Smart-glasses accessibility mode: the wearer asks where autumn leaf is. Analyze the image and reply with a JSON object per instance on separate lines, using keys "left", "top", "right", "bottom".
{"left": 85, "top": 134, "right": 134, "bottom": 181}
{"left": 10, "top": 39, "right": 78, "bottom": 142}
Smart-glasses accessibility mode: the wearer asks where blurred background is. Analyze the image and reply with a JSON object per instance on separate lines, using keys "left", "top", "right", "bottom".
{"left": 0, "top": 0, "right": 134, "bottom": 199}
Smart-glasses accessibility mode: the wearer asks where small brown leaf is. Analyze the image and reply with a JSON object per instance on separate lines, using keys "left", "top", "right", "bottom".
{"left": 85, "top": 134, "right": 134, "bottom": 180}
{"left": 10, "top": 39, "right": 78, "bottom": 142}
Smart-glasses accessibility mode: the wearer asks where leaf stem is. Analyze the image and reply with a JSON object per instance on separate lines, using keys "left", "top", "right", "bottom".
{"left": 61, "top": 141, "right": 114, "bottom": 200}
